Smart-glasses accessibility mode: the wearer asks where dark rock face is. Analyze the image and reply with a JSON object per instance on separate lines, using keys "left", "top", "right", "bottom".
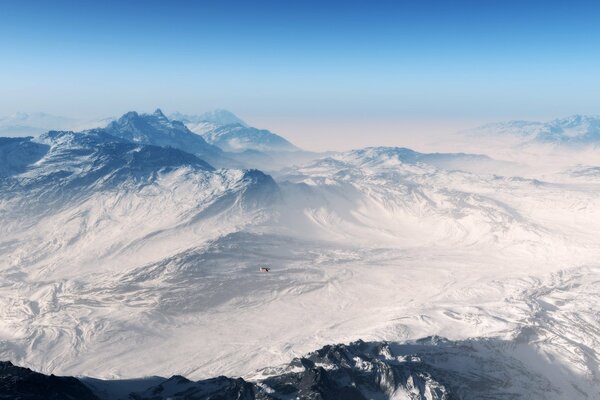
{"left": 108, "top": 340, "right": 453, "bottom": 399}
{"left": 256, "top": 340, "right": 454, "bottom": 400}
{"left": 1, "top": 337, "right": 558, "bottom": 399}
{"left": 129, "top": 375, "right": 255, "bottom": 400}
{"left": 0, "top": 137, "right": 49, "bottom": 176}
{"left": 0, "top": 361, "right": 99, "bottom": 400}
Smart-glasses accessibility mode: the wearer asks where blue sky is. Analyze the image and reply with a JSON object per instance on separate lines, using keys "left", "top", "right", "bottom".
{"left": 2, "top": 0, "right": 600, "bottom": 149}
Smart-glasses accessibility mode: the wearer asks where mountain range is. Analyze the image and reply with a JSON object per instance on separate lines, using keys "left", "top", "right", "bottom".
{"left": 2, "top": 110, "right": 600, "bottom": 398}
{"left": 466, "top": 114, "right": 600, "bottom": 145}
{"left": 0, "top": 109, "right": 300, "bottom": 156}
{"left": 5, "top": 111, "right": 600, "bottom": 150}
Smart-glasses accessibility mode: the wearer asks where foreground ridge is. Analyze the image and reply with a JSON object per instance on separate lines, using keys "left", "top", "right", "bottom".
{"left": 0, "top": 361, "right": 99, "bottom": 400}
{"left": 2, "top": 335, "right": 566, "bottom": 399}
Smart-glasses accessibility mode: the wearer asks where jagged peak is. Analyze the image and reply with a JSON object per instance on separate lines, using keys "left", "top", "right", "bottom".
{"left": 119, "top": 111, "right": 140, "bottom": 121}
{"left": 201, "top": 109, "right": 247, "bottom": 126}
{"left": 170, "top": 109, "right": 248, "bottom": 127}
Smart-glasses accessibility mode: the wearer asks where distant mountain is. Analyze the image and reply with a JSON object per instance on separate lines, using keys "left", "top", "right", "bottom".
{"left": 201, "top": 123, "right": 299, "bottom": 152}
{"left": 322, "top": 146, "right": 509, "bottom": 174}
{"left": 101, "top": 109, "right": 227, "bottom": 167}
{"left": 345, "top": 147, "right": 492, "bottom": 167}
{"left": 1, "top": 109, "right": 303, "bottom": 169}
{"left": 0, "top": 112, "right": 74, "bottom": 137}
{"left": 171, "top": 109, "right": 300, "bottom": 153}
{"left": 466, "top": 114, "right": 600, "bottom": 145}
{"left": 170, "top": 109, "right": 248, "bottom": 127}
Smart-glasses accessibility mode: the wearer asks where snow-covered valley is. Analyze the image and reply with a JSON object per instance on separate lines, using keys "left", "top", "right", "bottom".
{"left": 2, "top": 112, "right": 600, "bottom": 398}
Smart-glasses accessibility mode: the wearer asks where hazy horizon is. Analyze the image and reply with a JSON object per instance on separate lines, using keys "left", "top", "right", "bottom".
{"left": 3, "top": 0, "right": 600, "bottom": 150}
{"left": 3, "top": 108, "right": 599, "bottom": 152}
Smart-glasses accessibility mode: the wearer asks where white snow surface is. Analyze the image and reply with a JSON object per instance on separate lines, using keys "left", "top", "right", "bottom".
{"left": 1, "top": 133, "right": 600, "bottom": 397}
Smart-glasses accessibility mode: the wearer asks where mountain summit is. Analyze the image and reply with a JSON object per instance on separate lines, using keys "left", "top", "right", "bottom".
{"left": 153, "top": 108, "right": 166, "bottom": 118}
{"left": 170, "top": 109, "right": 248, "bottom": 127}
{"left": 101, "top": 109, "right": 225, "bottom": 166}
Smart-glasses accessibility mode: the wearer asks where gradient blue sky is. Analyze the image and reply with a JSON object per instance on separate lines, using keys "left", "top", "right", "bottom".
{"left": 2, "top": 0, "right": 600, "bottom": 149}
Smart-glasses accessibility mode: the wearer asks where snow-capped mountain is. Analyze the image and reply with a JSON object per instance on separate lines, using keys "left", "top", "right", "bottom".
{"left": 170, "top": 109, "right": 300, "bottom": 153}
{"left": 101, "top": 109, "right": 229, "bottom": 166}
{"left": 200, "top": 123, "right": 299, "bottom": 152}
{"left": 21, "top": 130, "right": 213, "bottom": 199}
{"left": 0, "top": 127, "right": 278, "bottom": 280}
{"left": 170, "top": 109, "right": 248, "bottom": 127}
{"left": 466, "top": 114, "right": 600, "bottom": 145}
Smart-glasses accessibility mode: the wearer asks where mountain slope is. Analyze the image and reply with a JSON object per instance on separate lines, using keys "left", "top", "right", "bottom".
{"left": 0, "top": 137, "right": 49, "bottom": 176}
{"left": 0, "top": 129, "right": 279, "bottom": 280}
